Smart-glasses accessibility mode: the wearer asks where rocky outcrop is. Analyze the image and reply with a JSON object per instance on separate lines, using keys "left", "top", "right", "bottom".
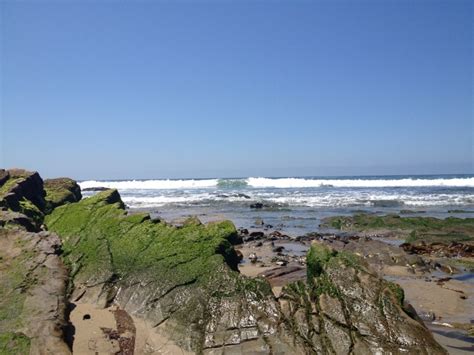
{"left": 279, "top": 242, "right": 446, "bottom": 354}
{"left": 45, "top": 189, "right": 291, "bottom": 353}
{"left": 0, "top": 169, "right": 46, "bottom": 227}
{"left": 0, "top": 210, "right": 39, "bottom": 232}
{"left": 400, "top": 241, "right": 474, "bottom": 258}
{"left": 46, "top": 189, "right": 447, "bottom": 354}
{"left": 322, "top": 213, "right": 474, "bottom": 244}
{"left": 0, "top": 227, "right": 71, "bottom": 354}
{"left": 44, "top": 178, "right": 82, "bottom": 212}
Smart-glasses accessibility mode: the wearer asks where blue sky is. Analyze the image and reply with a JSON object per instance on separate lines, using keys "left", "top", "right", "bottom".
{"left": 1, "top": 0, "right": 472, "bottom": 179}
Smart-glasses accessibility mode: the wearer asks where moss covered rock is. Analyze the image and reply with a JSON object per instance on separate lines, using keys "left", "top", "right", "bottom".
{"left": 322, "top": 213, "right": 474, "bottom": 244}
{"left": 279, "top": 242, "right": 446, "bottom": 354}
{"left": 45, "top": 189, "right": 287, "bottom": 352}
{"left": 0, "top": 169, "right": 46, "bottom": 228}
{"left": 0, "top": 228, "right": 70, "bottom": 354}
{"left": 44, "top": 177, "right": 82, "bottom": 212}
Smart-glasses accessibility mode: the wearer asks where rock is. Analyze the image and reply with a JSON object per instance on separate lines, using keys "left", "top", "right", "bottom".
{"left": 235, "top": 250, "right": 243, "bottom": 262}
{"left": 249, "top": 231, "right": 265, "bottom": 239}
{"left": 0, "top": 210, "right": 39, "bottom": 232}
{"left": 372, "top": 200, "right": 404, "bottom": 207}
{"left": 269, "top": 231, "right": 290, "bottom": 239}
{"left": 45, "top": 190, "right": 286, "bottom": 353}
{"left": 236, "top": 193, "right": 251, "bottom": 199}
{"left": 238, "top": 228, "right": 249, "bottom": 235}
{"left": 0, "top": 228, "right": 71, "bottom": 354}
{"left": 400, "top": 241, "right": 474, "bottom": 258}
{"left": 82, "top": 187, "right": 109, "bottom": 192}
{"left": 322, "top": 213, "right": 474, "bottom": 245}
{"left": 419, "top": 311, "right": 436, "bottom": 322}
{"left": 44, "top": 177, "right": 82, "bottom": 212}
{"left": 249, "top": 253, "right": 258, "bottom": 263}
{"left": 0, "top": 169, "right": 47, "bottom": 228}
{"left": 250, "top": 203, "right": 263, "bottom": 209}
{"left": 0, "top": 169, "right": 9, "bottom": 186}
{"left": 273, "top": 246, "right": 285, "bottom": 253}
{"left": 278, "top": 242, "right": 446, "bottom": 354}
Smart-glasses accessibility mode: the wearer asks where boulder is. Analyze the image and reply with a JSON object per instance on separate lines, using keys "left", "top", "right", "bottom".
{"left": 44, "top": 177, "right": 82, "bottom": 212}
{"left": 279, "top": 242, "right": 446, "bottom": 354}
{"left": 0, "top": 210, "right": 39, "bottom": 232}
{"left": 0, "top": 169, "right": 46, "bottom": 227}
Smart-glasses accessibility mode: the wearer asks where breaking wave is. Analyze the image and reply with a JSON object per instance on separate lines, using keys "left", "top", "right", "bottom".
{"left": 246, "top": 177, "right": 474, "bottom": 188}
{"left": 79, "top": 179, "right": 218, "bottom": 190}
{"left": 79, "top": 176, "right": 474, "bottom": 191}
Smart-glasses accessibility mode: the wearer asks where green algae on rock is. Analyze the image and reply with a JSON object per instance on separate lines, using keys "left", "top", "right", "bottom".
{"left": 0, "top": 227, "right": 70, "bottom": 355}
{"left": 44, "top": 177, "right": 82, "bottom": 213}
{"left": 279, "top": 242, "right": 446, "bottom": 354}
{"left": 322, "top": 213, "right": 474, "bottom": 243}
{"left": 45, "top": 189, "right": 285, "bottom": 352}
{"left": 0, "top": 169, "right": 47, "bottom": 228}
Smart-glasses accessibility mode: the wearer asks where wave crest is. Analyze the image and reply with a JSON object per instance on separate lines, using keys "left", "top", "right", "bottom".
{"left": 79, "top": 179, "right": 218, "bottom": 190}
{"left": 247, "top": 177, "right": 474, "bottom": 188}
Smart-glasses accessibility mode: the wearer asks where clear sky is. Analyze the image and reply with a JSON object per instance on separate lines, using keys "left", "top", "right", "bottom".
{"left": 1, "top": 0, "right": 472, "bottom": 179}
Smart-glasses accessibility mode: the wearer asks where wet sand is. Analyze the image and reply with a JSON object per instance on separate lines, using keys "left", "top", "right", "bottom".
{"left": 70, "top": 303, "right": 192, "bottom": 355}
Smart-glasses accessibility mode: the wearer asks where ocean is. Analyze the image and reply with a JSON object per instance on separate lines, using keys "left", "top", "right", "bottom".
{"left": 79, "top": 174, "right": 474, "bottom": 235}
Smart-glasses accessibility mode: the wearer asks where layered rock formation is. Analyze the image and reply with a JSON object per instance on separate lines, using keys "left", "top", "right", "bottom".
{"left": 322, "top": 213, "right": 474, "bottom": 244}
{"left": 0, "top": 228, "right": 71, "bottom": 355}
{"left": 279, "top": 242, "right": 446, "bottom": 354}
{"left": 45, "top": 189, "right": 291, "bottom": 353}
{"left": 0, "top": 169, "right": 47, "bottom": 229}
{"left": 0, "top": 169, "right": 72, "bottom": 354}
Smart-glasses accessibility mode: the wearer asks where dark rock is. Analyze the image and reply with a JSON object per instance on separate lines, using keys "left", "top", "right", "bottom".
{"left": 248, "top": 253, "right": 258, "bottom": 263}
{"left": 238, "top": 228, "right": 249, "bottom": 235}
{"left": 269, "top": 231, "right": 289, "bottom": 239}
{"left": 250, "top": 203, "right": 264, "bottom": 209}
{"left": 0, "top": 169, "right": 47, "bottom": 228}
{"left": 0, "top": 169, "right": 9, "bottom": 186}
{"left": 371, "top": 200, "right": 404, "bottom": 207}
{"left": 0, "top": 210, "right": 39, "bottom": 232}
{"left": 235, "top": 250, "right": 243, "bottom": 262}
{"left": 273, "top": 246, "right": 285, "bottom": 253}
{"left": 82, "top": 187, "right": 109, "bottom": 192}
{"left": 44, "top": 177, "right": 82, "bottom": 212}
{"left": 236, "top": 193, "right": 251, "bottom": 199}
{"left": 249, "top": 231, "right": 264, "bottom": 239}
{"left": 228, "top": 230, "right": 243, "bottom": 245}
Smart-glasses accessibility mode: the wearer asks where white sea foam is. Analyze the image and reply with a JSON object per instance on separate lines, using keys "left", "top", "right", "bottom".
{"left": 79, "top": 176, "right": 474, "bottom": 191}
{"left": 79, "top": 179, "right": 218, "bottom": 190}
{"left": 117, "top": 191, "right": 474, "bottom": 208}
{"left": 247, "top": 177, "right": 474, "bottom": 188}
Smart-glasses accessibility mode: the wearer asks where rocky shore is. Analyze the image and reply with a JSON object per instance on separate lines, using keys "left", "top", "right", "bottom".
{"left": 2, "top": 168, "right": 471, "bottom": 354}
